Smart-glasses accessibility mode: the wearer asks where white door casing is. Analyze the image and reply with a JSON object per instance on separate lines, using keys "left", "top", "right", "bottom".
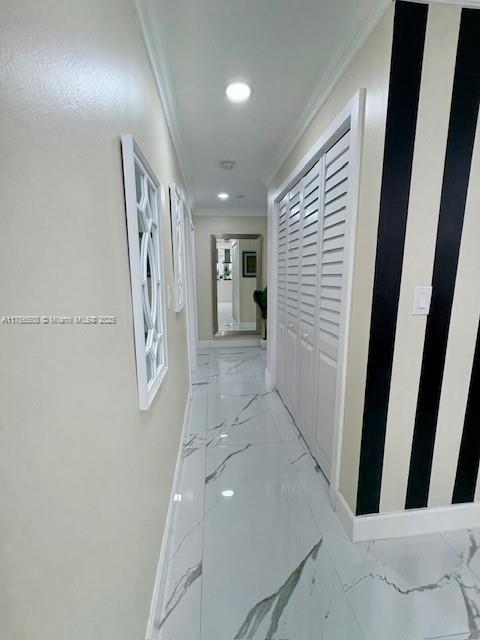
{"left": 268, "top": 90, "right": 364, "bottom": 502}
{"left": 184, "top": 205, "right": 198, "bottom": 372}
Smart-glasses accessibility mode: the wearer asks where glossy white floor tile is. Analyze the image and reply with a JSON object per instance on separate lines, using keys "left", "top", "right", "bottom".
{"left": 155, "top": 347, "right": 480, "bottom": 640}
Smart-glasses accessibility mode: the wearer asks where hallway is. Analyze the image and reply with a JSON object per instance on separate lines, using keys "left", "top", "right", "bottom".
{"left": 4, "top": 1, "right": 480, "bottom": 638}
{"left": 155, "top": 348, "right": 480, "bottom": 640}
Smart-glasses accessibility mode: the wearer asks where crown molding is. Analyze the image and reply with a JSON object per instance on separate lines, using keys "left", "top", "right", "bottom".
{"left": 193, "top": 209, "right": 267, "bottom": 217}
{"left": 264, "top": 0, "right": 392, "bottom": 187}
{"left": 134, "top": 0, "right": 194, "bottom": 211}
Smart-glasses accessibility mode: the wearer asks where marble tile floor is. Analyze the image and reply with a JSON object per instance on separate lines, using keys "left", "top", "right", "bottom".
{"left": 154, "top": 347, "right": 480, "bottom": 640}
{"left": 216, "top": 301, "right": 257, "bottom": 333}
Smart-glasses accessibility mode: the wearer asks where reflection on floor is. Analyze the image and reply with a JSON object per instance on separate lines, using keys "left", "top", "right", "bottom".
{"left": 217, "top": 301, "right": 256, "bottom": 333}
{"left": 154, "top": 347, "right": 480, "bottom": 640}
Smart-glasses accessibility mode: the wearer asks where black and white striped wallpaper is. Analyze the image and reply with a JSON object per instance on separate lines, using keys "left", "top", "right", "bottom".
{"left": 356, "top": 1, "right": 480, "bottom": 516}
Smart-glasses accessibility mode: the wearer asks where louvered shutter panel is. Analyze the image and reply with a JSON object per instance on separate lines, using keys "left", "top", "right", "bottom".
{"left": 313, "top": 130, "right": 351, "bottom": 478}
{"left": 299, "top": 161, "right": 321, "bottom": 338}
{"left": 275, "top": 196, "right": 288, "bottom": 392}
{"left": 277, "top": 197, "right": 288, "bottom": 324}
{"left": 286, "top": 182, "right": 302, "bottom": 325}
{"left": 318, "top": 131, "right": 350, "bottom": 360}
{"left": 297, "top": 161, "right": 322, "bottom": 445}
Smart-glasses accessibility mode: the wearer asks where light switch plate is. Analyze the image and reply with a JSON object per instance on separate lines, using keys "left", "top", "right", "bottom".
{"left": 412, "top": 285, "right": 432, "bottom": 315}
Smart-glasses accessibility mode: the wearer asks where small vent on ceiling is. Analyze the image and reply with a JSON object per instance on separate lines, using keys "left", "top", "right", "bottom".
{"left": 236, "top": 194, "right": 245, "bottom": 199}
{"left": 220, "top": 160, "right": 235, "bottom": 170}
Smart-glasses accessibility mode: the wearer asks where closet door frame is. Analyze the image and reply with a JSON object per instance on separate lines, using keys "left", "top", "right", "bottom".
{"left": 268, "top": 90, "right": 365, "bottom": 505}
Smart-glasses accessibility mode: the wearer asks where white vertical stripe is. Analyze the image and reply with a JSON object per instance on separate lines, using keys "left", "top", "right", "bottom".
{"left": 379, "top": 4, "right": 461, "bottom": 512}
{"left": 428, "top": 111, "right": 480, "bottom": 506}
{"left": 338, "top": 7, "right": 395, "bottom": 511}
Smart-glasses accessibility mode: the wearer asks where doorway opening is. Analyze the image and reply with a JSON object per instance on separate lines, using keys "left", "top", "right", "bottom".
{"left": 211, "top": 234, "right": 263, "bottom": 338}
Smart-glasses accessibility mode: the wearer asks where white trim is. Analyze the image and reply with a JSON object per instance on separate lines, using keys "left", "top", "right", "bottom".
{"left": 335, "top": 492, "right": 355, "bottom": 541}
{"left": 266, "top": 189, "right": 278, "bottom": 386}
{"left": 268, "top": 91, "right": 365, "bottom": 507}
{"left": 271, "top": 92, "right": 364, "bottom": 203}
{"left": 336, "top": 490, "right": 480, "bottom": 542}
{"left": 145, "top": 389, "right": 192, "bottom": 640}
{"left": 198, "top": 339, "right": 261, "bottom": 349}
{"left": 328, "top": 91, "right": 365, "bottom": 508}
{"left": 194, "top": 209, "right": 267, "bottom": 217}
{"left": 265, "top": 0, "right": 391, "bottom": 186}
{"left": 265, "top": 368, "right": 275, "bottom": 391}
{"left": 184, "top": 207, "right": 198, "bottom": 372}
{"left": 133, "top": 0, "right": 194, "bottom": 212}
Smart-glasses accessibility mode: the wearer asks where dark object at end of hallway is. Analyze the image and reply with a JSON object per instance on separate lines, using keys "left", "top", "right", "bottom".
{"left": 253, "top": 287, "right": 267, "bottom": 340}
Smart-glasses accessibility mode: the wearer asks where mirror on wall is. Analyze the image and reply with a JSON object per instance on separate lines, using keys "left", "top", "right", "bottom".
{"left": 211, "top": 234, "right": 262, "bottom": 337}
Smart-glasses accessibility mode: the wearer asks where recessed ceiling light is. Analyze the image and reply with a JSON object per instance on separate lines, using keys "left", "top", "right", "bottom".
{"left": 218, "top": 192, "right": 229, "bottom": 200}
{"left": 221, "top": 489, "right": 234, "bottom": 497}
{"left": 225, "top": 82, "right": 251, "bottom": 103}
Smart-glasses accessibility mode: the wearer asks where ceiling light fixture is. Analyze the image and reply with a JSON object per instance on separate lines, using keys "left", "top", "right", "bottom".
{"left": 225, "top": 81, "right": 251, "bottom": 103}
{"left": 217, "top": 192, "right": 229, "bottom": 200}
{"left": 221, "top": 489, "right": 234, "bottom": 497}
{"left": 220, "top": 160, "right": 235, "bottom": 170}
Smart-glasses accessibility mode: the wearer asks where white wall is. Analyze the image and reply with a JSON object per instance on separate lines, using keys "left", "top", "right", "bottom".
{"left": 194, "top": 215, "right": 268, "bottom": 340}
{"left": 0, "top": 2, "right": 189, "bottom": 639}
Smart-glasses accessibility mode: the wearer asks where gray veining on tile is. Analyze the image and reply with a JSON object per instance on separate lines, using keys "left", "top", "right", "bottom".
{"left": 205, "top": 443, "right": 252, "bottom": 485}
{"left": 155, "top": 561, "right": 202, "bottom": 632}
{"left": 234, "top": 539, "right": 323, "bottom": 639}
{"left": 182, "top": 434, "right": 205, "bottom": 458}
{"left": 156, "top": 347, "right": 480, "bottom": 640}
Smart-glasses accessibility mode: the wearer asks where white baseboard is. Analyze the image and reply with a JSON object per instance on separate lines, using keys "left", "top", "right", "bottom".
{"left": 265, "top": 368, "right": 275, "bottom": 391}
{"left": 145, "top": 388, "right": 192, "bottom": 640}
{"left": 335, "top": 490, "right": 480, "bottom": 542}
{"left": 198, "top": 338, "right": 261, "bottom": 348}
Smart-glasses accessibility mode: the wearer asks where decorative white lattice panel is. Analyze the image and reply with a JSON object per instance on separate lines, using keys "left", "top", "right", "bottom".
{"left": 121, "top": 135, "right": 168, "bottom": 410}
{"left": 169, "top": 185, "right": 186, "bottom": 313}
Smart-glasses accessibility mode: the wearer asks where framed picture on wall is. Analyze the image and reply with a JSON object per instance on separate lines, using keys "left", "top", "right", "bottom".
{"left": 242, "top": 251, "right": 257, "bottom": 277}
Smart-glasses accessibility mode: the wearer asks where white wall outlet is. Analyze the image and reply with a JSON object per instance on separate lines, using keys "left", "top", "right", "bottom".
{"left": 412, "top": 286, "right": 432, "bottom": 315}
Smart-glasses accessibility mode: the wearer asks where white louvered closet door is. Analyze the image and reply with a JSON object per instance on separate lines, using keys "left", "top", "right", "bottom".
{"left": 314, "top": 130, "right": 351, "bottom": 479}
{"left": 284, "top": 181, "right": 302, "bottom": 409}
{"left": 276, "top": 196, "right": 289, "bottom": 394}
{"left": 296, "top": 161, "right": 322, "bottom": 447}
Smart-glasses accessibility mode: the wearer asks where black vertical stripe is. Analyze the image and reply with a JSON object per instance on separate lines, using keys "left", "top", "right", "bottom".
{"left": 406, "top": 8, "right": 480, "bottom": 510}
{"left": 356, "top": 1, "right": 428, "bottom": 516}
{"left": 452, "top": 320, "right": 480, "bottom": 503}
